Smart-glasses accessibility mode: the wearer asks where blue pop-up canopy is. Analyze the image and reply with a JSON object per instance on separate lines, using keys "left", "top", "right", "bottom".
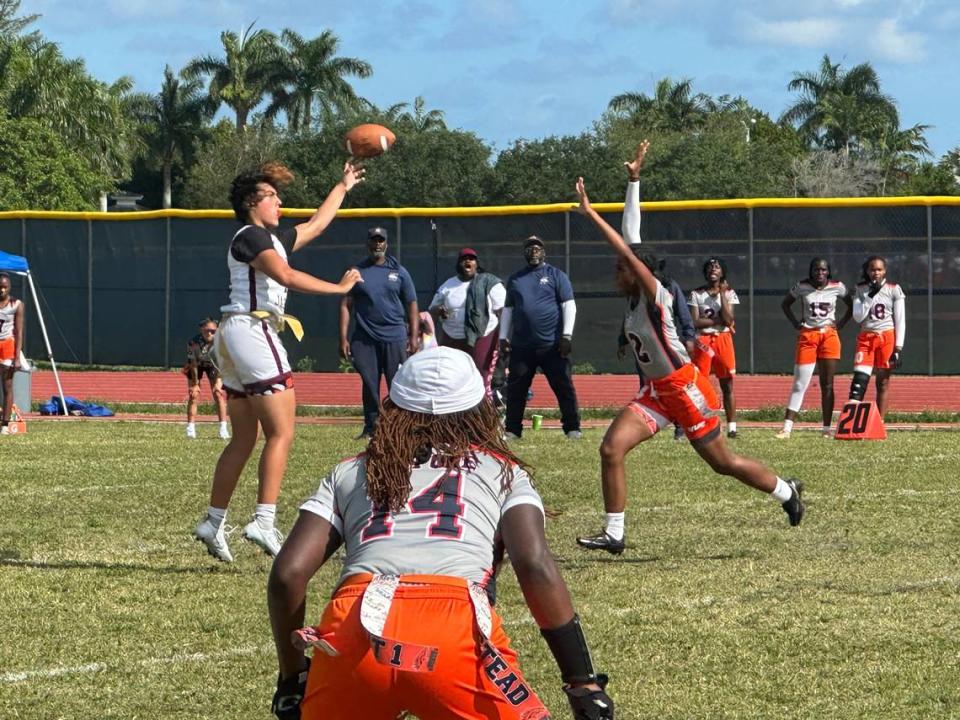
{"left": 0, "top": 250, "right": 67, "bottom": 411}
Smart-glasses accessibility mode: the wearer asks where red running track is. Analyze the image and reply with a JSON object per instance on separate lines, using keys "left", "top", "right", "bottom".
{"left": 29, "top": 371, "right": 960, "bottom": 412}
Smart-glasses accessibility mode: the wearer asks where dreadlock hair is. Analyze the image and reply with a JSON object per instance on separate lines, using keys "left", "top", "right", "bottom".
{"left": 702, "top": 256, "right": 727, "bottom": 281}
{"left": 808, "top": 257, "right": 832, "bottom": 281}
{"left": 228, "top": 161, "right": 295, "bottom": 223}
{"left": 365, "top": 396, "right": 532, "bottom": 514}
{"left": 861, "top": 255, "right": 887, "bottom": 283}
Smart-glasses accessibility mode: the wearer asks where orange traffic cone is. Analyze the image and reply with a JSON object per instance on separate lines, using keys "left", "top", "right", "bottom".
{"left": 835, "top": 400, "right": 885, "bottom": 440}
{"left": 7, "top": 403, "right": 27, "bottom": 435}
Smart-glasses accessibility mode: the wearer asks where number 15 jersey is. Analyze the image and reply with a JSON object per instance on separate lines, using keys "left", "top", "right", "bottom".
{"left": 300, "top": 450, "right": 544, "bottom": 588}
{"left": 789, "top": 280, "right": 847, "bottom": 329}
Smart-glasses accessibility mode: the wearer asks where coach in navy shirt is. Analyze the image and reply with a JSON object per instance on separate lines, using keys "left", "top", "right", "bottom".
{"left": 499, "top": 235, "right": 582, "bottom": 439}
{"left": 339, "top": 227, "right": 419, "bottom": 439}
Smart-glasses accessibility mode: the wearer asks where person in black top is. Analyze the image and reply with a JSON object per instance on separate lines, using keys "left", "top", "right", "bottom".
{"left": 184, "top": 318, "right": 229, "bottom": 439}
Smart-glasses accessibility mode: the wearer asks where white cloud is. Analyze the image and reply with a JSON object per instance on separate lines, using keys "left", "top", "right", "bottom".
{"left": 744, "top": 17, "right": 842, "bottom": 47}
{"left": 869, "top": 18, "right": 925, "bottom": 62}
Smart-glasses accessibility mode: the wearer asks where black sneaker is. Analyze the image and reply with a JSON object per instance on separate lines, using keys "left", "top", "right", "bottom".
{"left": 781, "top": 478, "right": 805, "bottom": 527}
{"left": 727, "top": 429, "right": 738, "bottom": 439}
{"left": 673, "top": 425, "right": 684, "bottom": 441}
{"left": 576, "top": 530, "right": 626, "bottom": 555}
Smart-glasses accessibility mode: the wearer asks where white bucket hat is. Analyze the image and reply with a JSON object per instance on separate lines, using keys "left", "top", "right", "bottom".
{"left": 389, "top": 346, "right": 486, "bottom": 415}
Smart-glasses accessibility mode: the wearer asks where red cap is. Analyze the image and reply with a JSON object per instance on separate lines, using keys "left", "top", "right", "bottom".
{"left": 458, "top": 247, "right": 478, "bottom": 259}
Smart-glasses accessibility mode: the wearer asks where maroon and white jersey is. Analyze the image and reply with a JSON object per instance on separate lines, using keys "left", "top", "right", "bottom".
{"left": 687, "top": 287, "right": 739, "bottom": 334}
{"left": 789, "top": 280, "right": 847, "bottom": 329}
{"left": 301, "top": 449, "right": 544, "bottom": 587}
{"left": 623, "top": 281, "right": 690, "bottom": 381}
{"left": 0, "top": 298, "right": 20, "bottom": 340}
{"left": 853, "top": 281, "right": 906, "bottom": 346}
{"left": 221, "top": 225, "right": 296, "bottom": 317}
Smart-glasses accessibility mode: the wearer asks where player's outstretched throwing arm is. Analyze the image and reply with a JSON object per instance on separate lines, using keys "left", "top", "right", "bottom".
{"left": 502, "top": 503, "right": 615, "bottom": 719}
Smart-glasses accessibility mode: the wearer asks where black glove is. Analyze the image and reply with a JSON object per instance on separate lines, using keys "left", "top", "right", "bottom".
{"left": 889, "top": 348, "right": 902, "bottom": 369}
{"left": 564, "top": 674, "right": 614, "bottom": 720}
{"left": 558, "top": 337, "right": 573, "bottom": 358}
{"left": 868, "top": 280, "right": 883, "bottom": 297}
{"left": 272, "top": 657, "right": 310, "bottom": 720}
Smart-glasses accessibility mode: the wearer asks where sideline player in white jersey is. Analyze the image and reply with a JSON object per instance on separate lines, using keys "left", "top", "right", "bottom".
{"left": 0, "top": 272, "right": 24, "bottom": 435}
{"left": 776, "top": 259, "right": 853, "bottom": 438}
{"left": 193, "top": 161, "right": 364, "bottom": 563}
{"left": 846, "top": 256, "right": 906, "bottom": 418}
{"left": 267, "top": 347, "right": 614, "bottom": 720}
{"left": 573, "top": 143, "right": 804, "bottom": 556}
{"left": 688, "top": 257, "right": 740, "bottom": 438}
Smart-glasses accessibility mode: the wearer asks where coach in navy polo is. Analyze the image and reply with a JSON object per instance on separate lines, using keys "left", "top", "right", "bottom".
{"left": 339, "top": 226, "right": 419, "bottom": 439}
{"left": 499, "top": 235, "right": 582, "bottom": 439}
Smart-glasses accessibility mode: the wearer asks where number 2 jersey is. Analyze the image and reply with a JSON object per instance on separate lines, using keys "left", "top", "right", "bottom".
{"left": 789, "top": 280, "right": 848, "bottom": 328}
{"left": 852, "top": 281, "right": 906, "bottom": 346}
{"left": 687, "top": 287, "right": 739, "bottom": 334}
{"left": 300, "top": 450, "right": 544, "bottom": 587}
{"left": 623, "top": 280, "right": 691, "bottom": 381}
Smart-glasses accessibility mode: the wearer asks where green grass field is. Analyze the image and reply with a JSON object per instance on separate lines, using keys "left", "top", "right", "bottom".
{"left": 1, "top": 422, "right": 958, "bottom": 719}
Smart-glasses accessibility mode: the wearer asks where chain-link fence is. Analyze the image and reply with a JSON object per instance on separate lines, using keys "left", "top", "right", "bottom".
{"left": 1, "top": 197, "right": 958, "bottom": 373}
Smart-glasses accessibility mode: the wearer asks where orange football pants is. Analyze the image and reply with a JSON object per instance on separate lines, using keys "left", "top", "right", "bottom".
{"left": 693, "top": 332, "right": 736, "bottom": 379}
{"left": 628, "top": 363, "right": 721, "bottom": 441}
{"left": 855, "top": 329, "right": 896, "bottom": 370}
{"left": 301, "top": 573, "right": 550, "bottom": 720}
{"left": 795, "top": 327, "right": 841, "bottom": 364}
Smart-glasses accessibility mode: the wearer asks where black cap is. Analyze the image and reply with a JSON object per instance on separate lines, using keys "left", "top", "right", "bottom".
{"left": 523, "top": 235, "right": 545, "bottom": 248}
{"left": 368, "top": 226, "right": 388, "bottom": 241}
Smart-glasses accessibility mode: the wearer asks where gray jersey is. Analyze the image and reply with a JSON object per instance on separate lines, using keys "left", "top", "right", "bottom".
{"left": 623, "top": 280, "right": 690, "bottom": 381}
{"left": 0, "top": 298, "right": 20, "bottom": 340}
{"left": 301, "top": 450, "right": 544, "bottom": 587}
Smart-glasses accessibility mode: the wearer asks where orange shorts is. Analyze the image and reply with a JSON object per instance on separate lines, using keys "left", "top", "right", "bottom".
{"left": 301, "top": 574, "right": 549, "bottom": 720}
{"left": 854, "top": 330, "right": 896, "bottom": 370}
{"left": 795, "top": 327, "right": 841, "bottom": 364}
{"left": 0, "top": 337, "right": 15, "bottom": 363}
{"left": 693, "top": 332, "right": 736, "bottom": 379}
{"left": 628, "top": 363, "right": 721, "bottom": 442}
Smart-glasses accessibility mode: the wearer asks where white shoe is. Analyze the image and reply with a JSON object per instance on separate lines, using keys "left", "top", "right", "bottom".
{"left": 219, "top": 426, "right": 231, "bottom": 440}
{"left": 186, "top": 425, "right": 197, "bottom": 439}
{"left": 193, "top": 516, "right": 234, "bottom": 562}
{"left": 0, "top": 426, "right": 9, "bottom": 436}
{"left": 774, "top": 430, "right": 791, "bottom": 440}
{"left": 243, "top": 518, "right": 283, "bottom": 557}
{"left": 503, "top": 431, "right": 520, "bottom": 441}
{"left": 565, "top": 430, "right": 583, "bottom": 440}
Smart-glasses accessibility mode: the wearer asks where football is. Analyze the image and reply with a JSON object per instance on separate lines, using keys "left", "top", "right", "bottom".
{"left": 344, "top": 123, "right": 396, "bottom": 159}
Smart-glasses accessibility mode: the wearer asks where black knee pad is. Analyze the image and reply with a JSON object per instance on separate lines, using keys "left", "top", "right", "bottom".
{"left": 848, "top": 371, "right": 871, "bottom": 401}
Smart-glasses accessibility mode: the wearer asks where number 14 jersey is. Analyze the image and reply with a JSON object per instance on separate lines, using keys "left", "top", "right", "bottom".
{"left": 301, "top": 450, "right": 544, "bottom": 588}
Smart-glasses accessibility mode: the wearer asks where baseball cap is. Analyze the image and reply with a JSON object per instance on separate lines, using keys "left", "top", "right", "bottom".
{"left": 368, "top": 226, "right": 388, "bottom": 241}
{"left": 523, "top": 235, "right": 545, "bottom": 248}
{"left": 390, "top": 346, "right": 486, "bottom": 415}
{"left": 458, "top": 247, "right": 478, "bottom": 259}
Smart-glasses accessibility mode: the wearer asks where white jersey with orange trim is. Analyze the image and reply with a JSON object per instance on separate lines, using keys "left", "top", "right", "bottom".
{"left": 623, "top": 280, "right": 690, "bottom": 381}
{"left": 300, "top": 449, "right": 544, "bottom": 587}
{"left": 789, "top": 280, "right": 847, "bottom": 329}
{"left": 853, "top": 281, "right": 906, "bottom": 346}
{"left": 687, "top": 286, "right": 739, "bottom": 334}
{"left": 0, "top": 298, "right": 20, "bottom": 340}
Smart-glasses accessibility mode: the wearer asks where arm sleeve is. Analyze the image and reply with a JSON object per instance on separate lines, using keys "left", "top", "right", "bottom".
{"left": 501, "top": 468, "right": 545, "bottom": 516}
{"left": 489, "top": 282, "right": 506, "bottom": 312}
{"left": 230, "top": 226, "right": 275, "bottom": 263}
{"left": 561, "top": 299, "right": 576, "bottom": 337}
{"left": 499, "top": 307, "right": 513, "bottom": 340}
{"left": 400, "top": 268, "right": 417, "bottom": 304}
{"left": 622, "top": 180, "right": 641, "bottom": 245}
{"left": 300, "top": 467, "right": 344, "bottom": 536}
{"left": 852, "top": 288, "right": 872, "bottom": 323}
{"left": 893, "top": 287, "right": 906, "bottom": 347}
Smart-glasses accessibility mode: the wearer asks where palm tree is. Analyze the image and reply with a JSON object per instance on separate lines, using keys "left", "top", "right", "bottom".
{"left": 183, "top": 22, "right": 282, "bottom": 131}
{"left": 0, "top": 0, "right": 38, "bottom": 38}
{"left": 135, "top": 66, "right": 214, "bottom": 208}
{"left": 375, "top": 96, "right": 446, "bottom": 132}
{"left": 608, "top": 77, "right": 711, "bottom": 132}
{"left": 868, "top": 122, "right": 931, "bottom": 194}
{"left": 265, "top": 29, "right": 371, "bottom": 133}
{"left": 780, "top": 54, "right": 899, "bottom": 155}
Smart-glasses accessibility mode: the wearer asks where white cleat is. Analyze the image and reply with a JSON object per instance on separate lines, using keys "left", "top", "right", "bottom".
{"left": 242, "top": 518, "right": 284, "bottom": 557}
{"left": 774, "top": 430, "right": 791, "bottom": 440}
{"left": 186, "top": 425, "right": 197, "bottom": 439}
{"left": 219, "top": 426, "right": 231, "bottom": 440}
{"left": 193, "top": 516, "right": 234, "bottom": 562}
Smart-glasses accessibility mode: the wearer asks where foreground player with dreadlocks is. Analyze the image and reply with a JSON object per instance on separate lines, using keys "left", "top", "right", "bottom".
{"left": 574, "top": 145, "right": 804, "bottom": 556}
{"left": 268, "top": 346, "right": 614, "bottom": 720}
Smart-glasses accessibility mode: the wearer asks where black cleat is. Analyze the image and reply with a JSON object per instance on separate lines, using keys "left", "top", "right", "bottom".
{"left": 781, "top": 478, "right": 805, "bottom": 527}
{"left": 727, "top": 429, "right": 737, "bottom": 439}
{"left": 576, "top": 530, "right": 626, "bottom": 555}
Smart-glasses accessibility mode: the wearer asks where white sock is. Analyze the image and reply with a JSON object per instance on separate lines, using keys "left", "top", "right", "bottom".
{"left": 604, "top": 512, "right": 625, "bottom": 540}
{"left": 186, "top": 422, "right": 195, "bottom": 432}
{"left": 822, "top": 425, "right": 832, "bottom": 434}
{"left": 254, "top": 503, "right": 277, "bottom": 528}
{"left": 727, "top": 421, "right": 737, "bottom": 433}
{"left": 207, "top": 506, "right": 227, "bottom": 527}
{"left": 219, "top": 421, "right": 228, "bottom": 432}
{"left": 782, "top": 419, "right": 794, "bottom": 434}
{"left": 771, "top": 477, "right": 793, "bottom": 503}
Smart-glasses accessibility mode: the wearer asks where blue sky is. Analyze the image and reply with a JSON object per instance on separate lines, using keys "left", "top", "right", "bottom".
{"left": 21, "top": 0, "right": 960, "bottom": 159}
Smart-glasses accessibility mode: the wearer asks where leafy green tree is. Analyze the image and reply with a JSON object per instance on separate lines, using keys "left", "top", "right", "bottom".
{"left": 867, "top": 122, "right": 931, "bottom": 194}
{"left": 780, "top": 54, "right": 899, "bottom": 155}
{"left": 609, "top": 77, "right": 711, "bottom": 132}
{"left": 265, "top": 29, "right": 371, "bottom": 133}
{"left": 0, "top": 112, "right": 107, "bottom": 209}
{"left": 134, "top": 65, "right": 214, "bottom": 208}
{"left": 0, "top": 0, "right": 37, "bottom": 38}
{"left": 183, "top": 22, "right": 282, "bottom": 131}
{"left": 893, "top": 162, "right": 959, "bottom": 196}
